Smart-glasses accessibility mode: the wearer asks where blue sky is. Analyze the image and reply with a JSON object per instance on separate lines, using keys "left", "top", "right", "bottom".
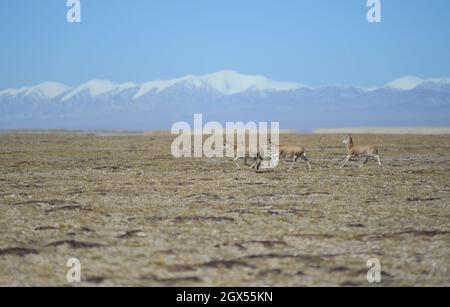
{"left": 0, "top": 0, "right": 449, "bottom": 88}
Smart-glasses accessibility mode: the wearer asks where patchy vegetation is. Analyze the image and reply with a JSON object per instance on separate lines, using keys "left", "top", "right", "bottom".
{"left": 0, "top": 133, "right": 449, "bottom": 286}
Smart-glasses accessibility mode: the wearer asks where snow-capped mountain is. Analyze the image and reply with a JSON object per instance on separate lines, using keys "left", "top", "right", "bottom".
{"left": 0, "top": 82, "right": 72, "bottom": 99}
{"left": 386, "top": 76, "right": 450, "bottom": 93}
{"left": 62, "top": 80, "right": 137, "bottom": 102}
{"left": 386, "top": 76, "right": 425, "bottom": 90}
{"left": 1, "top": 71, "right": 450, "bottom": 130}
{"left": 133, "top": 70, "right": 306, "bottom": 99}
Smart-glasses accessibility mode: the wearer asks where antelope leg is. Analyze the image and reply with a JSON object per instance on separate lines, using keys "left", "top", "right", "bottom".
{"left": 340, "top": 155, "right": 351, "bottom": 169}
{"left": 288, "top": 156, "right": 298, "bottom": 171}
{"left": 359, "top": 156, "right": 370, "bottom": 168}
{"left": 375, "top": 155, "right": 382, "bottom": 167}
{"left": 254, "top": 158, "right": 262, "bottom": 173}
{"left": 302, "top": 155, "right": 312, "bottom": 171}
{"left": 233, "top": 157, "right": 241, "bottom": 169}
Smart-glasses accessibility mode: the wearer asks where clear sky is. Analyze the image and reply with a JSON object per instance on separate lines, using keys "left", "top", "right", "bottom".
{"left": 0, "top": 0, "right": 449, "bottom": 88}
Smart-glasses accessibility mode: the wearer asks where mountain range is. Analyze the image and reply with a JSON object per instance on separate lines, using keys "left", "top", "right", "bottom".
{"left": 1, "top": 71, "right": 450, "bottom": 130}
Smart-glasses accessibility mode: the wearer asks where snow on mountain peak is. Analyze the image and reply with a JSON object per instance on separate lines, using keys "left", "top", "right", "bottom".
{"left": 62, "top": 80, "right": 137, "bottom": 101}
{"left": 200, "top": 70, "right": 305, "bottom": 95}
{"left": 133, "top": 75, "right": 204, "bottom": 99}
{"left": 132, "top": 70, "right": 305, "bottom": 99}
{"left": 427, "top": 78, "right": 450, "bottom": 84}
{"left": 26, "top": 82, "right": 72, "bottom": 98}
{"left": 0, "top": 82, "right": 71, "bottom": 98}
{"left": 3, "top": 73, "right": 450, "bottom": 103}
{"left": 0, "top": 87, "right": 28, "bottom": 96}
{"left": 2, "top": 72, "right": 306, "bottom": 102}
{"left": 386, "top": 76, "right": 424, "bottom": 90}
{"left": 386, "top": 76, "right": 450, "bottom": 91}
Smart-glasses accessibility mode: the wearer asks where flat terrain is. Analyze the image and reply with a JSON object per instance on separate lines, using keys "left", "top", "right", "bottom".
{"left": 0, "top": 133, "right": 449, "bottom": 286}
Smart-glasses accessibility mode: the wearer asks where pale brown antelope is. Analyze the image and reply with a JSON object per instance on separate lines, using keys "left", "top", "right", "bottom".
{"left": 266, "top": 139, "right": 312, "bottom": 172}
{"left": 339, "top": 135, "right": 382, "bottom": 169}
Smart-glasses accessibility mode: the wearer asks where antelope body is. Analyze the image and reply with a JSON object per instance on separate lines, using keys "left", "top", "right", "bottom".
{"left": 339, "top": 135, "right": 382, "bottom": 169}
{"left": 267, "top": 141, "right": 312, "bottom": 171}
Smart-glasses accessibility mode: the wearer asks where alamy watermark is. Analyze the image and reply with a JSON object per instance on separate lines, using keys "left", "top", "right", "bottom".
{"left": 65, "top": 1, "right": 380, "bottom": 25}
{"left": 66, "top": 0, "right": 81, "bottom": 23}
{"left": 66, "top": 258, "right": 81, "bottom": 283}
{"left": 367, "top": 258, "right": 382, "bottom": 283}
{"left": 171, "top": 114, "right": 280, "bottom": 170}
{"left": 367, "top": 0, "right": 382, "bottom": 23}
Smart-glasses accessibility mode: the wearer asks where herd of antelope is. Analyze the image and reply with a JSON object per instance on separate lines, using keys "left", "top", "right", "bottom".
{"left": 225, "top": 135, "right": 382, "bottom": 172}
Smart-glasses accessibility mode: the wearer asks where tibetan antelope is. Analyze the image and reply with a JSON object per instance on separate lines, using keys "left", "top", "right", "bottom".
{"left": 266, "top": 139, "right": 312, "bottom": 172}
{"left": 339, "top": 135, "right": 382, "bottom": 169}
{"left": 223, "top": 141, "right": 264, "bottom": 171}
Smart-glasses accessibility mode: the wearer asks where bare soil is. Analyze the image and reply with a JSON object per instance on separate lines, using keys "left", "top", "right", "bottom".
{"left": 0, "top": 133, "right": 449, "bottom": 286}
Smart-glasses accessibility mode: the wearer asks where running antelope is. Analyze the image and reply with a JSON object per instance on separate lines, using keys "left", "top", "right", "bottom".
{"left": 266, "top": 139, "right": 312, "bottom": 171}
{"left": 339, "top": 135, "right": 382, "bottom": 169}
{"left": 223, "top": 141, "right": 264, "bottom": 171}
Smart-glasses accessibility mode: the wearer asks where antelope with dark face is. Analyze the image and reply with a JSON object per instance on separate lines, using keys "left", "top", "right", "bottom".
{"left": 339, "top": 135, "right": 382, "bottom": 169}
{"left": 223, "top": 141, "right": 264, "bottom": 171}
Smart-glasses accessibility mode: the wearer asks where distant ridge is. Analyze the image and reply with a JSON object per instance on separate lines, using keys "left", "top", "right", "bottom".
{"left": 1, "top": 71, "right": 450, "bottom": 130}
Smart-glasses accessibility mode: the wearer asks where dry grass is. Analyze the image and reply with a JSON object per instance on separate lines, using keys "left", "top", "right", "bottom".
{"left": 314, "top": 127, "right": 450, "bottom": 135}
{"left": 0, "top": 133, "right": 449, "bottom": 286}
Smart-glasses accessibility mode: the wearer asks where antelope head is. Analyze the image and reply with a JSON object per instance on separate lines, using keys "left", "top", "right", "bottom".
{"left": 342, "top": 135, "right": 352, "bottom": 145}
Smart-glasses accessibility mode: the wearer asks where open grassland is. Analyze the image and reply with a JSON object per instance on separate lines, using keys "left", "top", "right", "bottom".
{"left": 0, "top": 133, "right": 449, "bottom": 286}
{"left": 314, "top": 127, "right": 450, "bottom": 135}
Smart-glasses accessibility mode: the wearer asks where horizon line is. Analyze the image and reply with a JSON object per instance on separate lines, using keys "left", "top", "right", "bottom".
{"left": 2, "top": 70, "right": 450, "bottom": 92}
